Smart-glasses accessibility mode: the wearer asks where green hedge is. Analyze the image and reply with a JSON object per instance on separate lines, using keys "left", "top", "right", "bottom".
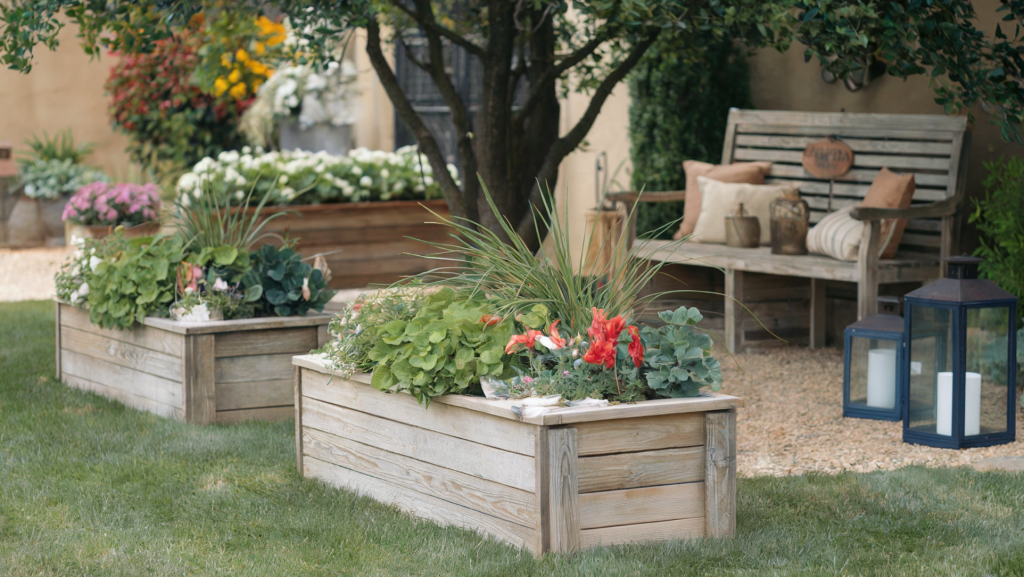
{"left": 970, "top": 157, "right": 1024, "bottom": 328}
{"left": 628, "top": 35, "right": 752, "bottom": 238}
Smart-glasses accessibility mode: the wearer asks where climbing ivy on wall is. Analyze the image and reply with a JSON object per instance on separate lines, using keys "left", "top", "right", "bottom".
{"left": 627, "top": 35, "right": 752, "bottom": 238}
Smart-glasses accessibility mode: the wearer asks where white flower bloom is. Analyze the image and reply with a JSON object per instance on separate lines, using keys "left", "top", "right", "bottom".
{"left": 78, "top": 282, "right": 89, "bottom": 297}
{"left": 380, "top": 168, "right": 389, "bottom": 179}
{"left": 359, "top": 176, "right": 373, "bottom": 188}
{"left": 88, "top": 256, "right": 102, "bottom": 271}
{"left": 537, "top": 336, "right": 563, "bottom": 351}
{"left": 279, "top": 175, "right": 289, "bottom": 185}
{"left": 351, "top": 165, "right": 362, "bottom": 176}
{"left": 242, "top": 146, "right": 252, "bottom": 154}
{"left": 213, "top": 278, "right": 230, "bottom": 292}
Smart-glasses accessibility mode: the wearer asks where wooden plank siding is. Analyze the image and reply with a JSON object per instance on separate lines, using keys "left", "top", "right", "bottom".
{"left": 295, "top": 356, "right": 742, "bottom": 555}
{"left": 56, "top": 302, "right": 331, "bottom": 424}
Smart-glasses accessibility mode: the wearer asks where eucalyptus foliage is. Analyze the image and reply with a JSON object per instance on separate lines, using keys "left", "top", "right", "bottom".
{"left": 4, "top": 1, "right": 1021, "bottom": 249}
{"left": 639, "top": 306, "right": 722, "bottom": 398}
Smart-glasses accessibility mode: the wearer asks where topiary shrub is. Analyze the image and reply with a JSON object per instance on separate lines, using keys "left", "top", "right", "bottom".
{"left": 627, "top": 35, "right": 752, "bottom": 238}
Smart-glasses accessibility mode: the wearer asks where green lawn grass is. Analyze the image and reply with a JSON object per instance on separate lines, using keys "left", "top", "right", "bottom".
{"left": 1, "top": 301, "right": 1023, "bottom": 576}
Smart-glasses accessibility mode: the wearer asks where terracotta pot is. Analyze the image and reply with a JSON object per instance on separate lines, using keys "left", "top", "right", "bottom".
{"left": 65, "top": 220, "right": 161, "bottom": 243}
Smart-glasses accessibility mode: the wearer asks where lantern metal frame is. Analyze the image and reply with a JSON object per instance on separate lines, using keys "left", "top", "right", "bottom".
{"left": 901, "top": 258, "right": 1018, "bottom": 449}
{"left": 843, "top": 309, "right": 905, "bottom": 422}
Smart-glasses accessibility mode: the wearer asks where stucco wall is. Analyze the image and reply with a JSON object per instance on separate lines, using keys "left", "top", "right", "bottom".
{"left": 0, "top": 25, "right": 133, "bottom": 175}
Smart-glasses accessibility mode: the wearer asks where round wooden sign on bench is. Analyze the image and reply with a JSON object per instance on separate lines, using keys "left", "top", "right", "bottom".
{"left": 801, "top": 137, "right": 854, "bottom": 179}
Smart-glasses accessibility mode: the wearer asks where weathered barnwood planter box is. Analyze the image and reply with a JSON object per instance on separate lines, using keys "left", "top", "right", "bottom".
{"left": 293, "top": 355, "right": 741, "bottom": 555}
{"left": 55, "top": 302, "right": 332, "bottom": 424}
{"left": 256, "top": 200, "right": 451, "bottom": 290}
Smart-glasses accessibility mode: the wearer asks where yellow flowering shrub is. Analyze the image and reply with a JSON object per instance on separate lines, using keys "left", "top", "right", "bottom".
{"left": 196, "top": 13, "right": 286, "bottom": 102}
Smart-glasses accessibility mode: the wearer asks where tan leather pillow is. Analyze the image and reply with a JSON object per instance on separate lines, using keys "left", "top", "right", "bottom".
{"left": 690, "top": 177, "right": 798, "bottom": 245}
{"left": 861, "top": 168, "right": 916, "bottom": 259}
{"left": 674, "top": 160, "right": 772, "bottom": 240}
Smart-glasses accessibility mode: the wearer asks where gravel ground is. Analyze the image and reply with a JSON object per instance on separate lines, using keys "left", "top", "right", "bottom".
{"left": 0, "top": 247, "right": 68, "bottom": 302}
{"left": 722, "top": 346, "right": 1024, "bottom": 477}
{"left": 5, "top": 252, "right": 1022, "bottom": 477}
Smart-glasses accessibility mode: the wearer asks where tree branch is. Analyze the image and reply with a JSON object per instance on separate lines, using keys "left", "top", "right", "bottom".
{"left": 364, "top": 17, "right": 468, "bottom": 217}
{"left": 410, "top": 0, "right": 480, "bottom": 209}
{"left": 514, "top": 28, "right": 613, "bottom": 123}
{"left": 538, "top": 31, "right": 660, "bottom": 180}
{"left": 389, "top": 0, "right": 484, "bottom": 57}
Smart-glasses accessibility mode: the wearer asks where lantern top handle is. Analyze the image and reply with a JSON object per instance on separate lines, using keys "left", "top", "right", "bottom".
{"left": 941, "top": 256, "right": 982, "bottom": 280}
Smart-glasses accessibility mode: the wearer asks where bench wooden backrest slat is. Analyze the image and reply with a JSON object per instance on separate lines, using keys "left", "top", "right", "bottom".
{"left": 721, "top": 109, "right": 969, "bottom": 255}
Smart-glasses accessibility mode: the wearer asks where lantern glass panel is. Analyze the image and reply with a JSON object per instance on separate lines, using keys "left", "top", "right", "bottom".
{"left": 965, "top": 307, "right": 1010, "bottom": 437}
{"left": 907, "top": 305, "right": 953, "bottom": 435}
{"left": 849, "top": 337, "right": 898, "bottom": 410}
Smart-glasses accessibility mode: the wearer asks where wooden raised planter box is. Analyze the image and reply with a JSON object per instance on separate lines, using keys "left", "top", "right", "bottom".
{"left": 257, "top": 199, "right": 451, "bottom": 289}
{"left": 293, "top": 355, "right": 741, "bottom": 555}
{"left": 55, "top": 302, "right": 332, "bottom": 424}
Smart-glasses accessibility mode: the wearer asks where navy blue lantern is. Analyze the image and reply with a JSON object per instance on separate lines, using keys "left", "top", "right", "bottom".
{"left": 844, "top": 296, "right": 905, "bottom": 421}
{"left": 902, "top": 257, "right": 1018, "bottom": 449}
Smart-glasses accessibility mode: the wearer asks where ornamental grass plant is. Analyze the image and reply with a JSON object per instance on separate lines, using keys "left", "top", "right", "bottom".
{"left": 412, "top": 180, "right": 689, "bottom": 335}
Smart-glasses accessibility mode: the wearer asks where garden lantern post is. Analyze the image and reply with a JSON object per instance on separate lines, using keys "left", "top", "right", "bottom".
{"left": 843, "top": 296, "right": 905, "bottom": 421}
{"left": 902, "top": 257, "right": 1018, "bottom": 449}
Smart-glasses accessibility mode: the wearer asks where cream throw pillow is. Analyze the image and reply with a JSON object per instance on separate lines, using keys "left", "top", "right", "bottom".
{"left": 690, "top": 177, "right": 797, "bottom": 245}
{"left": 806, "top": 206, "right": 863, "bottom": 262}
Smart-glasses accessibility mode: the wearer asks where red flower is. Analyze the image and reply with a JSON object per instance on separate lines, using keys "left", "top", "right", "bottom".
{"left": 583, "top": 308, "right": 628, "bottom": 368}
{"left": 583, "top": 338, "right": 616, "bottom": 368}
{"left": 627, "top": 325, "right": 644, "bottom": 368}
{"left": 545, "top": 320, "right": 567, "bottom": 349}
{"left": 506, "top": 329, "right": 543, "bottom": 354}
{"left": 480, "top": 314, "right": 503, "bottom": 327}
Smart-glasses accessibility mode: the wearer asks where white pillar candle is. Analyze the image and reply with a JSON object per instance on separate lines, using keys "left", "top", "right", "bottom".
{"left": 866, "top": 348, "right": 897, "bottom": 409}
{"left": 936, "top": 371, "right": 982, "bottom": 436}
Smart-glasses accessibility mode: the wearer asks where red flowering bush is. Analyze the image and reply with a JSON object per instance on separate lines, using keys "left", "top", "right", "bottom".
{"left": 106, "top": 29, "right": 248, "bottom": 179}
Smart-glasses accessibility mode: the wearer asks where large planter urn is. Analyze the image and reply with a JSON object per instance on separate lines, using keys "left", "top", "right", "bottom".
{"left": 2, "top": 194, "right": 67, "bottom": 247}
{"left": 278, "top": 121, "right": 353, "bottom": 155}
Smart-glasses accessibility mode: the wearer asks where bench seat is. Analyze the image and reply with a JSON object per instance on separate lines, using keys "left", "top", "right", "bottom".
{"left": 636, "top": 240, "right": 941, "bottom": 284}
{"left": 616, "top": 109, "right": 971, "bottom": 352}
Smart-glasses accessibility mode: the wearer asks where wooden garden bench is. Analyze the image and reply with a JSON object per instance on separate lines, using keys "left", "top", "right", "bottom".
{"left": 613, "top": 109, "right": 971, "bottom": 352}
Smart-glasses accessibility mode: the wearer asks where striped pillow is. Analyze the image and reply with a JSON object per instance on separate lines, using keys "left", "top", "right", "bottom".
{"left": 806, "top": 206, "right": 864, "bottom": 262}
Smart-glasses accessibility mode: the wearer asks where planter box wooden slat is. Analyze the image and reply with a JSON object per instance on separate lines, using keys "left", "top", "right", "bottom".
{"left": 294, "top": 355, "right": 741, "bottom": 555}
{"left": 301, "top": 369, "right": 538, "bottom": 456}
{"left": 56, "top": 302, "right": 331, "bottom": 424}
{"left": 255, "top": 200, "right": 451, "bottom": 289}
{"left": 577, "top": 446, "right": 704, "bottom": 493}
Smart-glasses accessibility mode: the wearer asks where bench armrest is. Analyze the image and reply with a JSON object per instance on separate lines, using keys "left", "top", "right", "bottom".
{"left": 607, "top": 190, "right": 687, "bottom": 204}
{"left": 850, "top": 194, "right": 960, "bottom": 222}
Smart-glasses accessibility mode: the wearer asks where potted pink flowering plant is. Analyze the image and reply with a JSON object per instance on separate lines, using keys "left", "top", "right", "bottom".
{"left": 63, "top": 182, "right": 162, "bottom": 241}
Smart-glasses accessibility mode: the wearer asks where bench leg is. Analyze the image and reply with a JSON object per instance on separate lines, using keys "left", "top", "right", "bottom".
{"left": 724, "top": 268, "right": 744, "bottom": 353}
{"left": 856, "top": 222, "right": 881, "bottom": 320}
{"left": 810, "top": 279, "right": 826, "bottom": 349}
